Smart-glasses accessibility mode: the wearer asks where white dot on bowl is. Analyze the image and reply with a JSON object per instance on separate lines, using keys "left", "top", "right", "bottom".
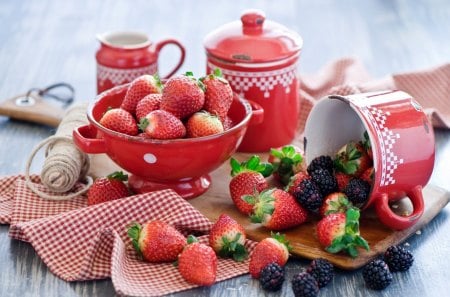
{"left": 143, "top": 153, "right": 157, "bottom": 164}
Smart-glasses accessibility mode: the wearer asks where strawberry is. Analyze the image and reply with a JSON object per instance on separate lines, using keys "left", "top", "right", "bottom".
{"left": 178, "top": 235, "right": 217, "bottom": 286}
{"left": 229, "top": 156, "right": 273, "bottom": 215}
{"left": 246, "top": 188, "right": 308, "bottom": 231}
{"left": 335, "top": 172, "right": 351, "bottom": 191}
{"left": 285, "top": 171, "right": 310, "bottom": 195}
{"left": 99, "top": 108, "right": 138, "bottom": 136}
{"left": 334, "top": 141, "right": 372, "bottom": 177}
{"left": 200, "top": 68, "right": 233, "bottom": 122}
{"left": 121, "top": 74, "right": 162, "bottom": 114}
{"left": 249, "top": 233, "right": 291, "bottom": 278}
{"left": 138, "top": 110, "right": 186, "bottom": 139}
{"left": 316, "top": 208, "right": 369, "bottom": 258}
{"left": 360, "top": 167, "right": 374, "bottom": 184}
{"left": 87, "top": 171, "right": 130, "bottom": 205}
{"left": 319, "top": 192, "right": 352, "bottom": 217}
{"left": 160, "top": 72, "right": 205, "bottom": 119}
{"left": 209, "top": 214, "right": 248, "bottom": 262}
{"left": 269, "top": 145, "right": 306, "bottom": 186}
{"left": 135, "top": 93, "right": 162, "bottom": 120}
{"left": 127, "top": 220, "right": 186, "bottom": 262}
{"left": 186, "top": 111, "right": 224, "bottom": 138}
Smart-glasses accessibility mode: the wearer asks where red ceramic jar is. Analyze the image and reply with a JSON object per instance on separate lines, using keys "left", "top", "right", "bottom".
{"left": 204, "top": 9, "right": 303, "bottom": 152}
{"left": 96, "top": 31, "right": 185, "bottom": 94}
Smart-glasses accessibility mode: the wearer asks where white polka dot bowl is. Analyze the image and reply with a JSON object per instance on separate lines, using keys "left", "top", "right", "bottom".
{"left": 304, "top": 90, "right": 435, "bottom": 230}
{"left": 73, "top": 83, "right": 262, "bottom": 199}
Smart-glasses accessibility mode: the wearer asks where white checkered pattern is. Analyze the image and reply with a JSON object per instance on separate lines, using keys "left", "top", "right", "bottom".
{"left": 363, "top": 107, "right": 404, "bottom": 186}
{"left": 0, "top": 175, "right": 257, "bottom": 296}
{"left": 97, "top": 63, "right": 157, "bottom": 88}
{"left": 208, "top": 62, "right": 297, "bottom": 98}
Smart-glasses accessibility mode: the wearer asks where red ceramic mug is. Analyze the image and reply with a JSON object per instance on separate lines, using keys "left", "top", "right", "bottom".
{"left": 96, "top": 31, "right": 186, "bottom": 94}
{"left": 304, "top": 90, "right": 435, "bottom": 230}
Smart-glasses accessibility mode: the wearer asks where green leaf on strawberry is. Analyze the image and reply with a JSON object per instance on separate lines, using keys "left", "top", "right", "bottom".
{"left": 230, "top": 155, "right": 273, "bottom": 177}
{"left": 107, "top": 171, "right": 128, "bottom": 181}
{"left": 127, "top": 222, "right": 143, "bottom": 258}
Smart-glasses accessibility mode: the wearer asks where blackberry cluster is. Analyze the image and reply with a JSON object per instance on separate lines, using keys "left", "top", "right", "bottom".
{"left": 310, "top": 168, "right": 338, "bottom": 197}
{"left": 384, "top": 245, "right": 414, "bottom": 272}
{"left": 306, "top": 258, "right": 334, "bottom": 288}
{"left": 293, "top": 179, "right": 323, "bottom": 212}
{"left": 344, "top": 178, "right": 371, "bottom": 206}
{"left": 307, "top": 155, "right": 334, "bottom": 175}
{"left": 291, "top": 272, "right": 319, "bottom": 297}
{"left": 259, "top": 262, "right": 285, "bottom": 292}
{"left": 362, "top": 259, "right": 393, "bottom": 290}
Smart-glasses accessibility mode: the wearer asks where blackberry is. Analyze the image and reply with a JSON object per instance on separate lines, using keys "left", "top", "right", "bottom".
{"left": 291, "top": 272, "right": 319, "bottom": 297}
{"left": 307, "top": 155, "right": 334, "bottom": 175}
{"left": 344, "top": 178, "right": 371, "bottom": 206}
{"left": 384, "top": 245, "right": 414, "bottom": 272}
{"left": 362, "top": 259, "right": 393, "bottom": 290}
{"left": 310, "top": 168, "right": 338, "bottom": 196}
{"left": 259, "top": 262, "right": 285, "bottom": 291}
{"left": 306, "top": 258, "right": 334, "bottom": 288}
{"left": 293, "top": 179, "right": 323, "bottom": 212}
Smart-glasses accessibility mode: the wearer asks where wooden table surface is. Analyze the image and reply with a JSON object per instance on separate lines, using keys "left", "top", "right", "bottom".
{"left": 1, "top": 0, "right": 449, "bottom": 296}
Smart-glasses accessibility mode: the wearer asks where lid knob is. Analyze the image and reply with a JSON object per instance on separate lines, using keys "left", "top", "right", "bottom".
{"left": 241, "top": 9, "right": 265, "bottom": 35}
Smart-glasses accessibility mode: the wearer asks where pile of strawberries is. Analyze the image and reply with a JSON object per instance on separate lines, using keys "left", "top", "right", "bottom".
{"left": 228, "top": 132, "right": 374, "bottom": 258}
{"left": 99, "top": 69, "right": 234, "bottom": 140}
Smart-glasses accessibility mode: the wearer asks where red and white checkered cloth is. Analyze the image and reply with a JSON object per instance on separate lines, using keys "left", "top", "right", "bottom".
{"left": 298, "top": 58, "right": 450, "bottom": 132}
{"left": 0, "top": 175, "right": 256, "bottom": 297}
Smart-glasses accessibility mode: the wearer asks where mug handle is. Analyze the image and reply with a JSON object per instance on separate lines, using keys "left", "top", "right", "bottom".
{"left": 72, "top": 125, "right": 107, "bottom": 154}
{"left": 247, "top": 99, "right": 264, "bottom": 125}
{"left": 154, "top": 39, "right": 186, "bottom": 79}
{"left": 374, "top": 185, "right": 424, "bottom": 230}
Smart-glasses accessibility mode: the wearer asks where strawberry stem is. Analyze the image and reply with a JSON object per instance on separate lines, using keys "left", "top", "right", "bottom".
{"left": 107, "top": 171, "right": 128, "bottom": 181}
{"left": 127, "top": 222, "right": 143, "bottom": 258}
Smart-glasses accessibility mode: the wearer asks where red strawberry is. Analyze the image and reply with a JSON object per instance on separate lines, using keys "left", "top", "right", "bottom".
{"left": 246, "top": 188, "right": 308, "bottom": 231}
{"left": 249, "top": 233, "right": 291, "bottom": 278}
{"left": 360, "top": 167, "right": 374, "bottom": 184}
{"left": 99, "top": 108, "right": 138, "bottom": 136}
{"left": 160, "top": 72, "right": 205, "bottom": 119}
{"left": 223, "top": 116, "right": 234, "bottom": 130}
{"left": 209, "top": 214, "right": 248, "bottom": 261}
{"left": 87, "top": 171, "right": 130, "bottom": 205}
{"left": 268, "top": 145, "right": 306, "bottom": 186}
{"left": 186, "top": 111, "right": 224, "bottom": 138}
{"left": 127, "top": 220, "right": 186, "bottom": 262}
{"left": 138, "top": 110, "right": 186, "bottom": 139}
{"left": 178, "top": 235, "right": 217, "bottom": 286}
{"left": 200, "top": 68, "right": 233, "bottom": 122}
{"left": 334, "top": 141, "right": 372, "bottom": 177}
{"left": 285, "top": 171, "right": 310, "bottom": 195}
{"left": 135, "top": 93, "right": 162, "bottom": 120}
{"left": 229, "top": 156, "right": 273, "bottom": 215}
{"left": 121, "top": 74, "right": 162, "bottom": 114}
{"left": 316, "top": 208, "right": 369, "bottom": 258}
{"left": 335, "top": 172, "right": 351, "bottom": 191}
{"left": 319, "top": 192, "right": 352, "bottom": 217}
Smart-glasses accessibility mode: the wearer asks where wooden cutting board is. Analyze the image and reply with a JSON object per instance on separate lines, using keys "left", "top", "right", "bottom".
{"left": 89, "top": 152, "right": 449, "bottom": 270}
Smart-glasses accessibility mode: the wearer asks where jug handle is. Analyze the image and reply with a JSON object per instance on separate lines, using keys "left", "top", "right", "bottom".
{"left": 154, "top": 39, "right": 186, "bottom": 79}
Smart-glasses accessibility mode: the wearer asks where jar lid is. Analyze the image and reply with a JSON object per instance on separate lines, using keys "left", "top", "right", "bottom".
{"left": 203, "top": 9, "right": 303, "bottom": 64}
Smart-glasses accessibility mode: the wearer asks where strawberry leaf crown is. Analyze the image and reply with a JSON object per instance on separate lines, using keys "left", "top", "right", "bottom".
{"left": 127, "top": 222, "right": 143, "bottom": 258}
{"left": 326, "top": 208, "right": 370, "bottom": 257}
{"left": 185, "top": 71, "right": 205, "bottom": 92}
{"left": 186, "top": 234, "right": 199, "bottom": 244}
{"left": 270, "top": 145, "right": 304, "bottom": 185}
{"left": 107, "top": 171, "right": 128, "bottom": 181}
{"left": 218, "top": 233, "right": 248, "bottom": 262}
{"left": 271, "top": 232, "right": 292, "bottom": 252}
{"left": 230, "top": 155, "right": 273, "bottom": 177}
{"left": 333, "top": 141, "right": 363, "bottom": 175}
{"left": 324, "top": 193, "right": 352, "bottom": 216}
{"left": 247, "top": 188, "right": 276, "bottom": 224}
{"left": 362, "top": 130, "right": 371, "bottom": 151}
{"left": 152, "top": 73, "right": 163, "bottom": 90}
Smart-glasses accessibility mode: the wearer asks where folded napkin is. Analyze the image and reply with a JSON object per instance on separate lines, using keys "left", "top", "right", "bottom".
{"left": 0, "top": 175, "right": 256, "bottom": 297}
{"left": 298, "top": 58, "right": 450, "bottom": 132}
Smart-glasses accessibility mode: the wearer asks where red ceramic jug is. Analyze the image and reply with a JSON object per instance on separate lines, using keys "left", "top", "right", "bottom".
{"left": 96, "top": 31, "right": 185, "bottom": 94}
{"left": 204, "top": 9, "right": 303, "bottom": 152}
